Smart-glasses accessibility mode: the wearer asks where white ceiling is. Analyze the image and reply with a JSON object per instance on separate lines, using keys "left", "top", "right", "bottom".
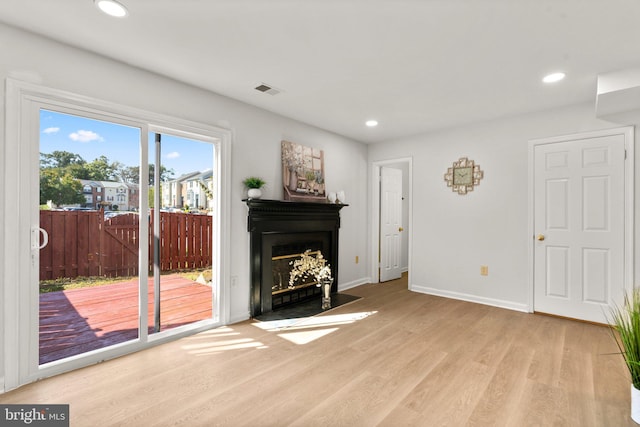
{"left": 2, "top": 0, "right": 640, "bottom": 143}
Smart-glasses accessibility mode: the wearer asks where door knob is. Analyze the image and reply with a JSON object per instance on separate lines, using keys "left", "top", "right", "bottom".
{"left": 399, "top": 227, "right": 404, "bottom": 232}
{"left": 536, "top": 234, "right": 545, "bottom": 241}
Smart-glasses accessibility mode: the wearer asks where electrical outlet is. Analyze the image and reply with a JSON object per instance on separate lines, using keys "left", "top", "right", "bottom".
{"left": 480, "top": 266, "right": 488, "bottom": 276}
{"left": 355, "top": 256, "right": 359, "bottom": 264}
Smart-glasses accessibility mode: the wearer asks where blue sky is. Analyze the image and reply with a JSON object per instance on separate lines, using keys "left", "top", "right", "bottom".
{"left": 40, "top": 109, "right": 214, "bottom": 178}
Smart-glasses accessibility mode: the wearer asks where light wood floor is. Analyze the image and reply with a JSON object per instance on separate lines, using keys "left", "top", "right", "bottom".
{"left": 1, "top": 275, "right": 635, "bottom": 426}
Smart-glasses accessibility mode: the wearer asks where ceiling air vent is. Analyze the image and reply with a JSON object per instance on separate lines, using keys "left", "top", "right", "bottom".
{"left": 254, "top": 83, "right": 281, "bottom": 96}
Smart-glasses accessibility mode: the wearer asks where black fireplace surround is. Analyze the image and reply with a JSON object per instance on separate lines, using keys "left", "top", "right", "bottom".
{"left": 246, "top": 199, "right": 346, "bottom": 317}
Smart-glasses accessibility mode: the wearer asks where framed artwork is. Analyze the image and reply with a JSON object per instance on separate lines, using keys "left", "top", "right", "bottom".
{"left": 281, "top": 140, "right": 326, "bottom": 202}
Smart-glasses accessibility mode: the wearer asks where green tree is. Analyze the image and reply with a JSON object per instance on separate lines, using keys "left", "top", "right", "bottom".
{"left": 84, "top": 156, "right": 120, "bottom": 181}
{"left": 119, "top": 165, "right": 139, "bottom": 183}
{"left": 39, "top": 150, "right": 175, "bottom": 207}
{"left": 113, "top": 164, "right": 174, "bottom": 184}
{"left": 40, "top": 168, "right": 85, "bottom": 206}
{"left": 40, "top": 150, "right": 86, "bottom": 169}
{"left": 148, "top": 164, "right": 175, "bottom": 185}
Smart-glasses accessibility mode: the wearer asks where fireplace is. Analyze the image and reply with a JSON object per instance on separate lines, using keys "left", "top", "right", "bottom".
{"left": 246, "top": 199, "right": 346, "bottom": 317}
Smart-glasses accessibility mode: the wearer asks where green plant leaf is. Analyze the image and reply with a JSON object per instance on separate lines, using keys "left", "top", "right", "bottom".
{"left": 609, "top": 290, "right": 640, "bottom": 389}
{"left": 243, "top": 177, "right": 266, "bottom": 189}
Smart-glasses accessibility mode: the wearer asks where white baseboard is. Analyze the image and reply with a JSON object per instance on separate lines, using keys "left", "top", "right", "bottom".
{"left": 339, "top": 277, "right": 371, "bottom": 291}
{"left": 410, "top": 284, "right": 529, "bottom": 313}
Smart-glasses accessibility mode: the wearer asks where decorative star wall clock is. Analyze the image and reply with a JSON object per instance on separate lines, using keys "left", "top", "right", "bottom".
{"left": 444, "top": 157, "right": 484, "bottom": 195}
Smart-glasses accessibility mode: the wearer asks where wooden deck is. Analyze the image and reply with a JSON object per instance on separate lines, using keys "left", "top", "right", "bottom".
{"left": 39, "top": 274, "right": 212, "bottom": 364}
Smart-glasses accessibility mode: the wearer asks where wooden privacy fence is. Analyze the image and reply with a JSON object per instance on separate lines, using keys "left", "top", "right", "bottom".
{"left": 39, "top": 210, "right": 213, "bottom": 280}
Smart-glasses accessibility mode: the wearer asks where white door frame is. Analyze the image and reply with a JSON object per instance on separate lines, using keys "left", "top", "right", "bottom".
{"left": 370, "top": 157, "right": 413, "bottom": 285}
{"left": 527, "top": 126, "right": 635, "bottom": 315}
{"left": 3, "top": 79, "right": 232, "bottom": 392}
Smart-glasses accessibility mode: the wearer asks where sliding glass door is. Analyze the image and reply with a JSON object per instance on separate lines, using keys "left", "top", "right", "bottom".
{"left": 38, "top": 108, "right": 143, "bottom": 365}
{"left": 148, "top": 132, "right": 215, "bottom": 335}
{"left": 4, "top": 80, "right": 230, "bottom": 390}
{"left": 36, "top": 113, "right": 216, "bottom": 366}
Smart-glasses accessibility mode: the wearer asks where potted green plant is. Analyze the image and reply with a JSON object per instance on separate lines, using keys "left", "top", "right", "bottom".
{"left": 243, "top": 177, "right": 266, "bottom": 199}
{"left": 610, "top": 290, "right": 640, "bottom": 423}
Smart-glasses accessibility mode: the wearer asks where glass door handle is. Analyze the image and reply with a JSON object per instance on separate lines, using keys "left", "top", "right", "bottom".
{"left": 39, "top": 228, "right": 49, "bottom": 249}
{"left": 32, "top": 227, "right": 49, "bottom": 249}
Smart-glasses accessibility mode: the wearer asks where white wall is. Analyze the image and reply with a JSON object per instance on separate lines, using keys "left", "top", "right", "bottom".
{"left": 369, "top": 103, "right": 636, "bottom": 311}
{"left": 0, "top": 23, "right": 370, "bottom": 386}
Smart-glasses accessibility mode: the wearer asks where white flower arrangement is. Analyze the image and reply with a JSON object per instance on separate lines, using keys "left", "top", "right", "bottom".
{"left": 288, "top": 250, "right": 333, "bottom": 289}
{"left": 281, "top": 141, "right": 305, "bottom": 174}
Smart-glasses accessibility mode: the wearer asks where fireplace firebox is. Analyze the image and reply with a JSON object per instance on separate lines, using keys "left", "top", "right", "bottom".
{"left": 245, "top": 199, "right": 347, "bottom": 317}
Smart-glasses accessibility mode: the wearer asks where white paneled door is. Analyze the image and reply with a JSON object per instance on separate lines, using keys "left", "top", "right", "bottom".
{"left": 533, "top": 130, "right": 630, "bottom": 323}
{"left": 380, "top": 167, "right": 403, "bottom": 282}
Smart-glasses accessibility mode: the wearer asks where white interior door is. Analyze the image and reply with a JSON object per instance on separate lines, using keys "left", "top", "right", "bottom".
{"left": 380, "top": 167, "right": 403, "bottom": 282}
{"left": 533, "top": 130, "right": 629, "bottom": 323}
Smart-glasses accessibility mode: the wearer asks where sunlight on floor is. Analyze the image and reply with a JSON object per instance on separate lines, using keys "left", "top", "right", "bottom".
{"left": 253, "top": 311, "right": 377, "bottom": 332}
{"left": 179, "top": 311, "right": 378, "bottom": 354}
{"left": 278, "top": 328, "right": 339, "bottom": 345}
{"left": 185, "top": 339, "right": 267, "bottom": 355}
{"left": 181, "top": 326, "right": 268, "bottom": 355}
{"left": 183, "top": 327, "right": 241, "bottom": 340}
{"left": 253, "top": 311, "right": 378, "bottom": 345}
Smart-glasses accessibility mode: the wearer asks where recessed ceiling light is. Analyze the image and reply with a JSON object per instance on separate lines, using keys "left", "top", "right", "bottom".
{"left": 542, "top": 72, "right": 566, "bottom": 83}
{"left": 365, "top": 120, "right": 378, "bottom": 127}
{"left": 94, "top": 0, "right": 128, "bottom": 17}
